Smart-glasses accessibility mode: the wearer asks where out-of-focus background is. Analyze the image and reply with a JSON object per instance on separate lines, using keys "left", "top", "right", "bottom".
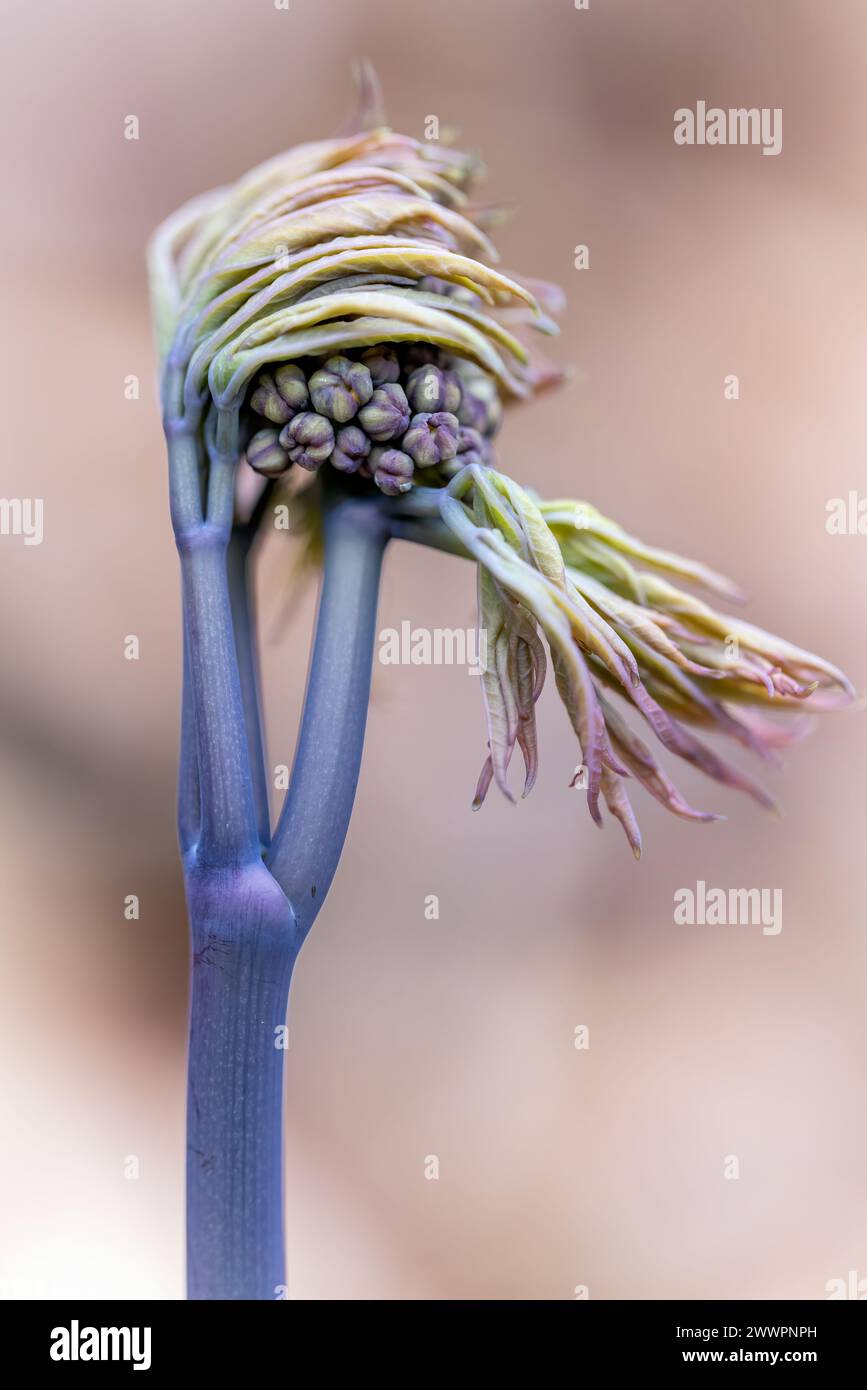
{"left": 1, "top": 0, "right": 866, "bottom": 1300}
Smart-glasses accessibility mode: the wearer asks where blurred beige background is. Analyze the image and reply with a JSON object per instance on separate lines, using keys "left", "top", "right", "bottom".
{"left": 1, "top": 0, "right": 866, "bottom": 1299}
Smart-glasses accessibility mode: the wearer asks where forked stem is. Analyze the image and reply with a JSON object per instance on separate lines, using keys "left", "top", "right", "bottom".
{"left": 266, "top": 487, "right": 389, "bottom": 937}
{"left": 172, "top": 428, "right": 389, "bottom": 1297}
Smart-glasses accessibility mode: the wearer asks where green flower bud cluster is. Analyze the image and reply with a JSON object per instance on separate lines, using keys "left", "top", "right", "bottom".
{"left": 245, "top": 345, "right": 499, "bottom": 496}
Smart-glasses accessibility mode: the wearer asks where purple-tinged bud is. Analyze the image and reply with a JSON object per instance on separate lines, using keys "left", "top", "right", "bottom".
{"left": 402, "top": 411, "right": 460, "bottom": 468}
{"left": 309, "top": 355, "right": 373, "bottom": 423}
{"left": 370, "top": 447, "right": 414, "bottom": 496}
{"left": 438, "top": 427, "right": 490, "bottom": 480}
{"left": 440, "top": 369, "right": 462, "bottom": 414}
{"left": 250, "top": 363, "right": 310, "bottom": 424}
{"left": 278, "top": 412, "right": 335, "bottom": 471}
{"left": 447, "top": 286, "right": 480, "bottom": 307}
{"left": 273, "top": 363, "right": 310, "bottom": 412}
{"left": 456, "top": 426, "right": 489, "bottom": 467}
{"left": 246, "top": 428, "right": 291, "bottom": 477}
{"left": 360, "top": 345, "right": 401, "bottom": 386}
{"left": 402, "top": 343, "right": 440, "bottom": 369}
{"left": 418, "top": 276, "right": 478, "bottom": 306}
{"left": 456, "top": 370, "right": 502, "bottom": 437}
{"left": 405, "top": 364, "right": 448, "bottom": 413}
{"left": 330, "top": 424, "right": 371, "bottom": 474}
{"left": 357, "top": 383, "right": 411, "bottom": 442}
{"left": 250, "top": 372, "right": 295, "bottom": 426}
{"left": 405, "top": 364, "right": 461, "bottom": 414}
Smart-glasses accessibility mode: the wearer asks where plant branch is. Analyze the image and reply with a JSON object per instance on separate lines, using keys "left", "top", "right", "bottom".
{"left": 266, "top": 486, "right": 389, "bottom": 936}
{"left": 167, "top": 400, "right": 299, "bottom": 1300}
{"left": 387, "top": 514, "right": 471, "bottom": 560}
{"left": 227, "top": 527, "right": 271, "bottom": 849}
{"left": 171, "top": 406, "right": 261, "bottom": 868}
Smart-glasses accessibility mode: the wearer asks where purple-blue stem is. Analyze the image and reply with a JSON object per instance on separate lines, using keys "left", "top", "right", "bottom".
{"left": 169, "top": 400, "right": 389, "bottom": 1298}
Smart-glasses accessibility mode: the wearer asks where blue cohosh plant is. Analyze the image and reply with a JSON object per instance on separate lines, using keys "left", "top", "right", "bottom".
{"left": 149, "top": 64, "right": 851, "bottom": 1300}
